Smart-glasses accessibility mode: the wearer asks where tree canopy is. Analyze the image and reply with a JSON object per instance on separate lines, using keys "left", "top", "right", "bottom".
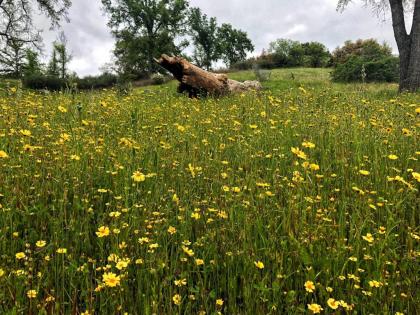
{"left": 0, "top": 0, "right": 71, "bottom": 44}
{"left": 102, "top": 0, "right": 190, "bottom": 77}
{"left": 188, "top": 7, "right": 220, "bottom": 70}
{"left": 217, "top": 23, "right": 254, "bottom": 68}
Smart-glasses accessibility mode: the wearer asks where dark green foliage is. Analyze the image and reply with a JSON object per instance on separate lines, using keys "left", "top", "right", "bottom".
{"left": 331, "top": 39, "right": 393, "bottom": 66}
{"left": 231, "top": 59, "right": 254, "bottom": 71}
{"left": 23, "top": 73, "right": 118, "bottom": 91}
{"left": 102, "top": 0, "right": 189, "bottom": 77}
{"left": 217, "top": 23, "right": 254, "bottom": 68}
{"left": 232, "top": 40, "right": 331, "bottom": 70}
{"left": 23, "top": 49, "right": 42, "bottom": 77}
{"left": 76, "top": 73, "right": 118, "bottom": 90}
{"left": 151, "top": 73, "right": 167, "bottom": 85}
{"left": 188, "top": 9, "right": 254, "bottom": 70}
{"left": 188, "top": 7, "right": 220, "bottom": 70}
{"left": 331, "top": 55, "right": 399, "bottom": 82}
{"left": 331, "top": 39, "right": 399, "bottom": 83}
{"left": 23, "top": 74, "right": 66, "bottom": 90}
{"left": 268, "top": 39, "right": 305, "bottom": 67}
{"left": 47, "top": 49, "right": 60, "bottom": 77}
{"left": 302, "top": 42, "right": 331, "bottom": 68}
{"left": 0, "top": 39, "right": 25, "bottom": 78}
{"left": 46, "top": 33, "right": 71, "bottom": 79}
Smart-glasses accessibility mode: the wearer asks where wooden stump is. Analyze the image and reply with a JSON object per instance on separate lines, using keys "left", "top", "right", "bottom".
{"left": 154, "top": 54, "right": 262, "bottom": 97}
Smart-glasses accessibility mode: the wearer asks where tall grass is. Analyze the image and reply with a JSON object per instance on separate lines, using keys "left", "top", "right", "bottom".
{"left": 0, "top": 69, "right": 418, "bottom": 314}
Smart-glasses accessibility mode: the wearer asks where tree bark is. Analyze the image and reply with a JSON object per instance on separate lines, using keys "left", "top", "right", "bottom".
{"left": 405, "top": 0, "right": 420, "bottom": 91}
{"left": 389, "top": 0, "right": 420, "bottom": 92}
{"left": 155, "top": 54, "right": 262, "bottom": 97}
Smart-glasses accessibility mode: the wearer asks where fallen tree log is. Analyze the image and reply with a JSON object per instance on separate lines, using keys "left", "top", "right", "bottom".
{"left": 154, "top": 54, "right": 262, "bottom": 97}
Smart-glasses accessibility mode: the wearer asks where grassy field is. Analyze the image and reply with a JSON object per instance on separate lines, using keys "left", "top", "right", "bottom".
{"left": 0, "top": 68, "right": 419, "bottom": 314}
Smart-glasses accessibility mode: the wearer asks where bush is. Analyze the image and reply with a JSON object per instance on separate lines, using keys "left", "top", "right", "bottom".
{"left": 22, "top": 73, "right": 118, "bottom": 91}
{"left": 331, "top": 39, "right": 392, "bottom": 67}
{"left": 231, "top": 59, "right": 254, "bottom": 71}
{"left": 331, "top": 56, "right": 399, "bottom": 83}
{"left": 23, "top": 75, "right": 66, "bottom": 91}
{"left": 253, "top": 65, "right": 271, "bottom": 82}
{"left": 365, "top": 56, "right": 399, "bottom": 82}
{"left": 76, "top": 73, "right": 117, "bottom": 90}
{"left": 151, "top": 73, "right": 165, "bottom": 85}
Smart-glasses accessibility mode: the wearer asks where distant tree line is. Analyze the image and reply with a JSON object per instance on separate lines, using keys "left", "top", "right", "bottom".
{"left": 0, "top": 0, "right": 255, "bottom": 89}
{"left": 0, "top": 0, "right": 117, "bottom": 90}
{"left": 0, "top": 31, "right": 116, "bottom": 91}
{"left": 232, "top": 38, "right": 399, "bottom": 84}
{"left": 232, "top": 39, "right": 332, "bottom": 70}
{"left": 0, "top": 0, "right": 405, "bottom": 90}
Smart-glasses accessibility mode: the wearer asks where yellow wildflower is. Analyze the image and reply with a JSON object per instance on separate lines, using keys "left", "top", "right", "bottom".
{"left": 304, "top": 280, "right": 316, "bottom": 293}
{"left": 167, "top": 226, "right": 177, "bottom": 235}
{"left": 96, "top": 226, "right": 110, "bottom": 238}
{"left": 132, "top": 171, "right": 146, "bottom": 182}
{"left": 0, "top": 150, "right": 9, "bottom": 158}
{"left": 368, "top": 280, "right": 383, "bottom": 288}
{"left": 327, "top": 298, "right": 340, "bottom": 310}
{"left": 174, "top": 278, "right": 187, "bottom": 287}
{"left": 359, "top": 170, "right": 370, "bottom": 176}
{"left": 20, "top": 129, "right": 32, "bottom": 137}
{"left": 254, "top": 261, "right": 264, "bottom": 269}
{"left": 56, "top": 248, "right": 67, "bottom": 254}
{"left": 291, "top": 147, "right": 307, "bottom": 160}
{"left": 116, "top": 260, "right": 129, "bottom": 270}
{"left": 307, "top": 303, "right": 323, "bottom": 314}
{"left": 58, "top": 106, "right": 67, "bottom": 113}
{"left": 173, "top": 294, "right": 182, "bottom": 305}
{"left": 27, "top": 290, "right": 37, "bottom": 299}
{"left": 36, "top": 240, "right": 46, "bottom": 248}
{"left": 362, "top": 233, "right": 374, "bottom": 243}
{"left": 15, "top": 252, "right": 26, "bottom": 260}
{"left": 102, "top": 272, "right": 121, "bottom": 287}
{"left": 302, "top": 141, "right": 316, "bottom": 148}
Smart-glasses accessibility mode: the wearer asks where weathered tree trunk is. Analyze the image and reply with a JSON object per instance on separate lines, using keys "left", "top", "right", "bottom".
{"left": 155, "top": 54, "right": 262, "bottom": 97}
{"left": 390, "top": 0, "right": 420, "bottom": 92}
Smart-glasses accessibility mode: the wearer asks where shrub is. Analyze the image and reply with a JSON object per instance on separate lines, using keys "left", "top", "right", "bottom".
{"left": 364, "top": 56, "right": 399, "bottom": 82}
{"left": 151, "top": 73, "right": 165, "bottom": 85}
{"left": 331, "top": 39, "right": 392, "bottom": 67}
{"left": 331, "top": 39, "right": 399, "bottom": 83}
{"left": 231, "top": 59, "right": 254, "bottom": 71}
{"left": 76, "top": 73, "right": 118, "bottom": 90}
{"left": 331, "top": 55, "right": 399, "bottom": 83}
{"left": 23, "top": 75, "right": 66, "bottom": 91}
{"left": 253, "top": 65, "right": 271, "bottom": 82}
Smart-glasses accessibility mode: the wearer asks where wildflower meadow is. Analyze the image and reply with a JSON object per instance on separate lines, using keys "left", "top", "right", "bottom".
{"left": 0, "top": 69, "right": 419, "bottom": 314}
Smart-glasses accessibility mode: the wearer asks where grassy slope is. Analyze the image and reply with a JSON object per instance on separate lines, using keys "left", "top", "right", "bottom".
{"left": 0, "top": 69, "right": 418, "bottom": 314}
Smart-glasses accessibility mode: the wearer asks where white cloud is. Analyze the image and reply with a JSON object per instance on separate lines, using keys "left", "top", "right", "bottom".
{"left": 283, "top": 24, "right": 308, "bottom": 37}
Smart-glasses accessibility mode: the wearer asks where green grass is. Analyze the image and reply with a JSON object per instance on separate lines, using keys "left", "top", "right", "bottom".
{"left": 0, "top": 69, "right": 419, "bottom": 314}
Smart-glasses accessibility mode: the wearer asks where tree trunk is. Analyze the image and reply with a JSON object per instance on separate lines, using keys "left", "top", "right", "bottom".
{"left": 390, "top": 0, "right": 420, "bottom": 92}
{"left": 155, "top": 54, "right": 262, "bottom": 97}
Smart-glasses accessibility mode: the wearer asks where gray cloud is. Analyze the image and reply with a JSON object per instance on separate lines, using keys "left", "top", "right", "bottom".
{"left": 35, "top": 0, "right": 411, "bottom": 76}
{"left": 35, "top": 0, "right": 114, "bottom": 77}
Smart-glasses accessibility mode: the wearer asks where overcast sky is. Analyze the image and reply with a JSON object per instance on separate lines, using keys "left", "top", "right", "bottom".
{"left": 35, "top": 0, "right": 412, "bottom": 77}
